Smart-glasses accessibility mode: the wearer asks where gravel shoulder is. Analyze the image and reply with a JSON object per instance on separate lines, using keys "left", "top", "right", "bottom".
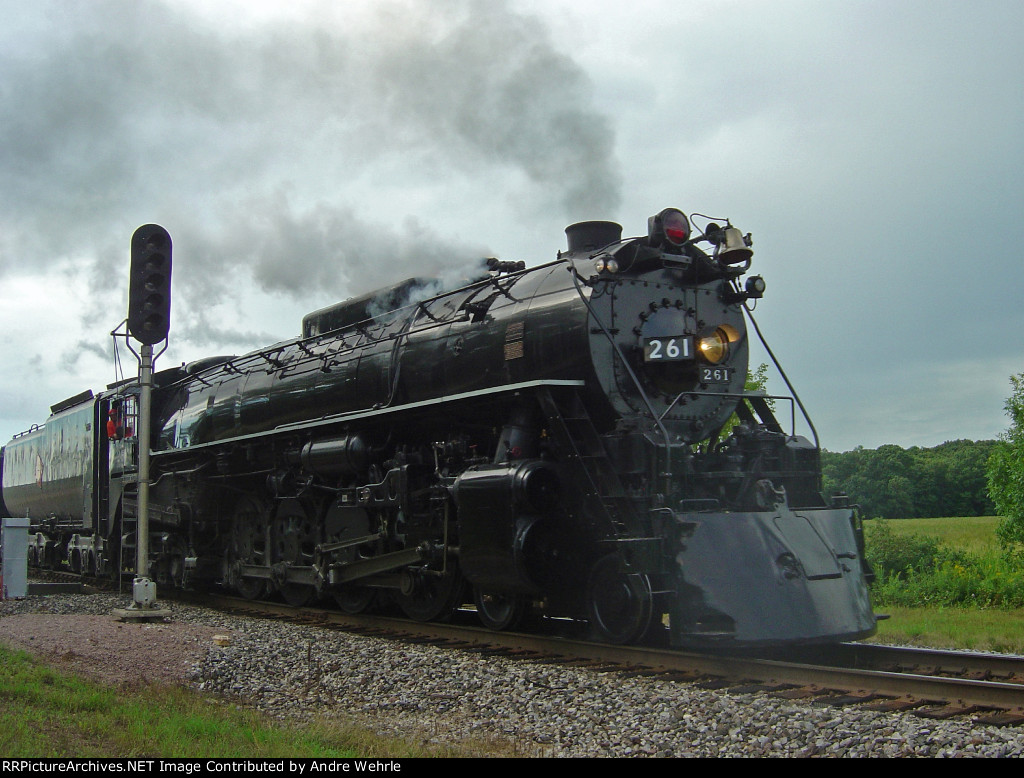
{"left": 2, "top": 590, "right": 1024, "bottom": 757}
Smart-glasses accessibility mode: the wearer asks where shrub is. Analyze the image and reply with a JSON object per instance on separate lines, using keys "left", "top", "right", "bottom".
{"left": 866, "top": 521, "right": 946, "bottom": 579}
{"left": 864, "top": 521, "right": 1024, "bottom": 609}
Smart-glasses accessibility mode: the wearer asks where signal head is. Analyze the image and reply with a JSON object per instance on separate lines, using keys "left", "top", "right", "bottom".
{"left": 127, "top": 224, "right": 173, "bottom": 345}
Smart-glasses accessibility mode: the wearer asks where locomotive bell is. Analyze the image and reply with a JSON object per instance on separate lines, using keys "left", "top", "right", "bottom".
{"left": 716, "top": 226, "right": 753, "bottom": 265}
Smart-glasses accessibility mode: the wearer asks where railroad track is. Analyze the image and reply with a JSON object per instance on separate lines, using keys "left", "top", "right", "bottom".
{"left": 181, "top": 588, "right": 1024, "bottom": 725}
{"left": 24, "top": 570, "right": 1024, "bottom": 725}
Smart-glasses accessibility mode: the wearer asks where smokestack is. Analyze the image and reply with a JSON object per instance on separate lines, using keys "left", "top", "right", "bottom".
{"left": 564, "top": 221, "right": 622, "bottom": 255}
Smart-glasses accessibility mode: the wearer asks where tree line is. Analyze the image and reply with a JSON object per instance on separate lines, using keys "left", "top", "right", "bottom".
{"left": 821, "top": 439, "right": 997, "bottom": 519}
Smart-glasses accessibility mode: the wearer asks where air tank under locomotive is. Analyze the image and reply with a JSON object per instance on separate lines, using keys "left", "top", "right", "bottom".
{"left": 1, "top": 208, "right": 877, "bottom": 648}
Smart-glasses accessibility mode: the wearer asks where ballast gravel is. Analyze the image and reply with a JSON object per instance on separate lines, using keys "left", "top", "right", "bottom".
{"left": 2, "top": 590, "right": 1024, "bottom": 757}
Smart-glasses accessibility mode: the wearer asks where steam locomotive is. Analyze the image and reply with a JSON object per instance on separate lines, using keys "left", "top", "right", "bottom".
{"left": 1, "top": 208, "right": 877, "bottom": 647}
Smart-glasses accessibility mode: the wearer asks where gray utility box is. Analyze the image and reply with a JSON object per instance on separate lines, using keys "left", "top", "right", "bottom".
{"left": 1, "top": 517, "right": 30, "bottom": 599}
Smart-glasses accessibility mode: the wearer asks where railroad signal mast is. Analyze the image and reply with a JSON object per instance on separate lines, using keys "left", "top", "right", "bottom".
{"left": 123, "top": 224, "right": 172, "bottom": 617}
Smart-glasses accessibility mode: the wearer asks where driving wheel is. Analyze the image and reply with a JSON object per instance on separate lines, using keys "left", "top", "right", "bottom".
{"left": 230, "top": 497, "right": 269, "bottom": 601}
{"left": 474, "top": 589, "right": 527, "bottom": 631}
{"left": 396, "top": 562, "right": 466, "bottom": 622}
{"left": 272, "top": 499, "right": 318, "bottom": 607}
{"left": 587, "top": 554, "right": 653, "bottom": 645}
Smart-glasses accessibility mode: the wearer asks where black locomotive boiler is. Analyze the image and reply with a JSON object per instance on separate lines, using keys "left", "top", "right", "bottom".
{"left": 1, "top": 208, "right": 877, "bottom": 647}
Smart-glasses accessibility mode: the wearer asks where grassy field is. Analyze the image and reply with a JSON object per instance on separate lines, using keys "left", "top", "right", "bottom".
{"left": 864, "top": 515, "right": 1024, "bottom": 654}
{"left": 0, "top": 643, "right": 349, "bottom": 758}
{"left": 869, "top": 515, "right": 1002, "bottom": 555}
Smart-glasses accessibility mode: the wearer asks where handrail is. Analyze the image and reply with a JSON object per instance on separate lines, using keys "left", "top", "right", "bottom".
{"left": 742, "top": 304, "right": 820, "bottom": 451}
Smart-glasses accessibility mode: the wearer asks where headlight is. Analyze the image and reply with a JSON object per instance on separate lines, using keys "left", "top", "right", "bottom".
{"left": 698, "top": 329, "right": 729, "bottom": 364}
{"left": 697, "top": 325, "right": 740, "bottom": 364}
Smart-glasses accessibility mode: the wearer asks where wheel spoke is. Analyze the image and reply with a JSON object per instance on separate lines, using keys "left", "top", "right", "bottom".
{"left": 272, "top": 499, "right": 319, "bottom": 607}
{"left": 228, "top": 499, "right": 269, "bottom": 600}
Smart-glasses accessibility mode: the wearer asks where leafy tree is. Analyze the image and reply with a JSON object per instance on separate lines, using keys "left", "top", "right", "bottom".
{"left": 942, "top": 440, "right": 998, "bottom": 516}
{"left": 823, "top": 439, "right": 996, "bottom": 519}
{"left": 746, "top": 362, "right": 770, "bottom": 395}
{"left": 710, "top": 363, "right": 772, "bottom": 444}
{"left": 988, "top": 374, "right": 1024, "bottom": 547}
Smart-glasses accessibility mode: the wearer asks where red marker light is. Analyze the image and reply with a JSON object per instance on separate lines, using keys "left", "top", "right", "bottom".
{"left": 666, "top": 227, "right": 687, "bottom": 244}
{"left": 662, "top": 209, "right": 689, "bottom": 245}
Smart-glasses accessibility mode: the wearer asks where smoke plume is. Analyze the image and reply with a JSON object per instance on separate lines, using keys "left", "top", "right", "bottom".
{"left": 0, "top": 0, "right": 621, "bottom": 353}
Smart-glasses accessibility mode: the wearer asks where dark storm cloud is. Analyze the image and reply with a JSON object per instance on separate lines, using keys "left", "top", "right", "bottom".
{"left": 0, "top": 0, "right": 620, "bottom": 309}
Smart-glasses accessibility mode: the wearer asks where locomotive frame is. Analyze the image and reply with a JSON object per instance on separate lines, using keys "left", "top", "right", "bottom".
{"left": 1, "top": 208, "right": 878, "bottom": 648}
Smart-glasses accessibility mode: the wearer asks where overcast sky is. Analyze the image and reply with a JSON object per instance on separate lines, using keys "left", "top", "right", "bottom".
{"left": 1, "top": 0, "right": 1021, "bottom": 453}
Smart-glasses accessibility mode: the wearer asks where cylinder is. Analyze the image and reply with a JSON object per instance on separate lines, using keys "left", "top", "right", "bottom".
{"left": 453, "top": 460, "right": 560, "bottom": 592}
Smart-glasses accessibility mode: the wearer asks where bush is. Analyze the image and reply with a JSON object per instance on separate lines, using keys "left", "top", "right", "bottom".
{"left": 864, "top": 521, "right": 1024, "bottom": 608}
{"left": 865, "top": 521, "right": 949, "bottom": 579}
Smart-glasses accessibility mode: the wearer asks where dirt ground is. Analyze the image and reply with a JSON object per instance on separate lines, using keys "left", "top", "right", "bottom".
{"left": 0, "top": 609, "right": 226, "bottom": 689}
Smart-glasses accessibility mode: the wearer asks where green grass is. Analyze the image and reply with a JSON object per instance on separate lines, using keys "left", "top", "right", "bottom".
{"left": 0, "top": 644, "right": 509, "bottom": 758}
{"left": 0, "top": 643, "right": 357, "bottom": 758}
{"left": 871, "top": 605, "right": 1024, "bottom": 655}
{"left": 872, "top": 516, "right": 1002, "bottom": 554}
